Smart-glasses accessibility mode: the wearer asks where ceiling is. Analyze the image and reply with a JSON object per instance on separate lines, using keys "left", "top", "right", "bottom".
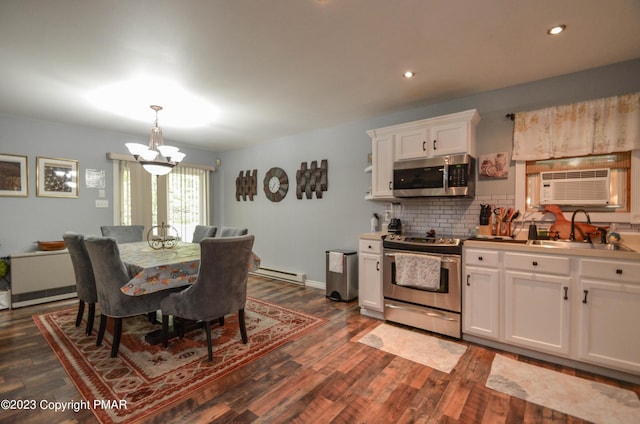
{"left": 1, "top": 1, "right": 639, "bottom": 152}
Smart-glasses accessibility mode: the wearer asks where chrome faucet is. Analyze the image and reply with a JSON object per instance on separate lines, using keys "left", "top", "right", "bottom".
{"left": 570, "top": 209, "right": 591, "bottom": 242}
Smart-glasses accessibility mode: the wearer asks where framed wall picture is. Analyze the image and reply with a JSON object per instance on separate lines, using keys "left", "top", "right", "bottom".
{"left": 0, "top": 154, "right": 28, "bottom": 197}
{"left": 36, "top": 156, "right": 79, "bottom": 198}
{"left": 479, "top": 152, "right": 509, "bottom": 179}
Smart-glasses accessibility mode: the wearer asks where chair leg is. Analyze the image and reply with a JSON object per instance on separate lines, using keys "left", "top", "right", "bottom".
{"left": 111, "top": 318, "right": 123, "bottom": 358}
{"left": 176, "top": 318, "right": 185, "bottom": 338}
{"left": 97, "top": 314, "right": 107, "bottom": 346}
{"left": 86, "top": 303, "right": 96, "bottom": 336}
{"left": 162, "top": 314, "right": 170, "bottom": 348}
{"left": 218, "top": 316, "right": 224, "bottom": 326}
{"left": 75, "top": 300, "right": 85, "bottom": 327}
{"left": 204, "top": 321, "right": 213, "bottom": 361}
{"left": 239, "top": 309, "right": 248, "bottom": 344}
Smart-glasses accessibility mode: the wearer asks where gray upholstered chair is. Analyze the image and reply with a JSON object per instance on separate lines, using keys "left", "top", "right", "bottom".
{"left": 84, "top": 236, "right": 170, "bottom": 357}
{"left": 160, "top": 235, "right": 255, "bottom": 361}
{"left": 218, "top": 227, "right": 248, "bottom": 237}
{"left": 62, "top": 232, "right": 98, "bottom": 336}
{"left": 100, "top": 225, "right": 144, "bottom": 243}
{"left": 192, "top": 225, "right": 217, "bottom": 243}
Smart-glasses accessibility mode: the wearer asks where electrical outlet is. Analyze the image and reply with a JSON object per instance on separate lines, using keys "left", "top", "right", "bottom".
{"left": 95, "top": 200, "right": 109, "bottom": 208}
{"left": 384, "top": 210, "right": 391, "bottom": 222}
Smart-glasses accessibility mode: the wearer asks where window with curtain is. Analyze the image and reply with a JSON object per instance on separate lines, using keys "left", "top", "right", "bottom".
{"left": 513, "top": 92, "right": 640, "bottom": 161}
{"left": 512, "top": 92, "right": 640, "bottom": 224}
{"left": 119, "top": 161, "right": 210, "bottom": 242}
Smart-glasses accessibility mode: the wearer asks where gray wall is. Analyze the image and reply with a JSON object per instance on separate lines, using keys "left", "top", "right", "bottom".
{"left": 0, "top": 115, "right": 217, "bottom": 257}
{"left": 216, "top": 59, "right": 640, "bottom": 283}
{"left": 1, "top": 59, "right": 639, "bottom": 284}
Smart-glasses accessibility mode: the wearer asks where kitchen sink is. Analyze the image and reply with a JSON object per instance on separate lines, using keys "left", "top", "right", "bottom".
{"left": 526, "top": 239, "right": 635, "bottom": 252}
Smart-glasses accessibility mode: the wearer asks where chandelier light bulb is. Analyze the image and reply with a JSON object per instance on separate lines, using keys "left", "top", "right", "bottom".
{"left": 125, "top": 105, "right": 186, "bottom": 175}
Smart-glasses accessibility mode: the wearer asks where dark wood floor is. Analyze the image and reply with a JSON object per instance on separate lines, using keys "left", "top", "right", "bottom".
{"left": 1, "top": 276, "right": 639, "bottom": 423}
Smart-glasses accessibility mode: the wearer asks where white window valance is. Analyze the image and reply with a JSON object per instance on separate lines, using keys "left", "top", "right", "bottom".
{"left": 512, "top": 92, "right": 640, "bottom": 161}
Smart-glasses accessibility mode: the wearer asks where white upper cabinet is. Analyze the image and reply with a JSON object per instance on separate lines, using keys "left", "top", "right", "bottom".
{"left": 366, "top": 109, "right": 480, "bottom": 200}
{"left": 393, "top": 109, "right": 480, "bottom": 160}
{"left": 367, "top": 132, "right": 394, "bottom": 199}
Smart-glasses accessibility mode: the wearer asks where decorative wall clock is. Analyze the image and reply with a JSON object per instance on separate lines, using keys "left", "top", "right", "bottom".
{"left": 263, "top": 167, "right": 288, "bottom": 202}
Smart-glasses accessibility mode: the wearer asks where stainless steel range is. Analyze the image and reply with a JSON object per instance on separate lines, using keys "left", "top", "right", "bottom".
{"left": 383, "top": 233, "right": 463, "bottom": 339}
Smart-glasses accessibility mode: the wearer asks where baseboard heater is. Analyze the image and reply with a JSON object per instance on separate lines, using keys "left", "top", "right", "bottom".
{"left": 9, "top": 250, "right": 77, "bottom": 308}
{"left": 251, "top": 266, "right": 306, "bottom": 285}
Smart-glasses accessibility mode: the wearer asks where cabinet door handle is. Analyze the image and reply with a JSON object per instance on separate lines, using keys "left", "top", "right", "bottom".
{"left": 582, "top": 289, "right": 589, "bottom": 304}
{"left": 422, "top": 141, "right": 426, "bottom": 151}
{"left": 532, "top": 261, "right": 538, "bottom": 266}
{"left": 368, "top": 245, "right": 372, "bottom": 249}
{"left": 616, "top": 269, "right": 623, "bottom": 275}
{"left": 389, "top": 181, "right": 393, "bottom": 190}
{"left": 433, "top": 140, "right": 437, "bottom": 150}
{"left": 478, "top": 256, "right": 483, "bottom": 261}
{"left": 376, "top": 261, "right": 380, "bottom": 271}
{"left": 466, "top": 275, "right": 470, "bottom": 286}
{"left": 563, "top": 286, "right": 568, "bottom": 300}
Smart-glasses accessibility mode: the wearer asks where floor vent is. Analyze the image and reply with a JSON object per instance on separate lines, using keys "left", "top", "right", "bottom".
{"left": 251, "top": 267, "right": 306, "bottom": 285}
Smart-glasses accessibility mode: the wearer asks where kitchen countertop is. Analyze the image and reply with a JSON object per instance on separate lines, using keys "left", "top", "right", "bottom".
{"left": 464, "top": 234, "right": 640, "bottom": 261}
{"left": 359, "top": 232, "right": 387, "bottom": 241}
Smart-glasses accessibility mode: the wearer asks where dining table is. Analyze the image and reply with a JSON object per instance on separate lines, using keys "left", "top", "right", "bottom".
{"left": 119, "top": 241, "right": 260, "bottom": 296}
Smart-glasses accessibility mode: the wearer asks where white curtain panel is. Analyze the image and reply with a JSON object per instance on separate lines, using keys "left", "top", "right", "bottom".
{"left": 513, "top": 92, "right": 640, "bottom": 160}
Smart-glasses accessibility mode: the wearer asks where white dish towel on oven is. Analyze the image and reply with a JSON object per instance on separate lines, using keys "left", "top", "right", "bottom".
{"left": 395, "top": 253, "right": 441, "bottom": 290}
{"left": 329, "top": 251, "right": 344, "bottom": 273}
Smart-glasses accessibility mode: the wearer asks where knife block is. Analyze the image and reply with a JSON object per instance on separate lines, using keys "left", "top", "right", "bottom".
{"left": 478, "top": 225, "right": 492, "bottom": 236}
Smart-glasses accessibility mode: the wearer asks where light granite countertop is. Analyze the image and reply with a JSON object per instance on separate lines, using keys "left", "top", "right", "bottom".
{"left": 359, "top": 232, "right": 387, "bottom": 241}
{"left": 464, "top": 232, "right": 640, "bottom": 261}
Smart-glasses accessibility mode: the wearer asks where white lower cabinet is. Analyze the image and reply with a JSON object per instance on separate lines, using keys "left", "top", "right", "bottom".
{"left": 503, "top": 252, "right": 571, "bottom": 356}
{"left": 504, "top": 271, "right": 571, "bottom": 356}
{"left": 463, "top": 244, "right": 640, "bottom": 377}
{"left": 577, "top": 259, "right": 640, "bottom": 374}
{"left": 463, "top": 248, "right": 500, "bottom": 340}
{"left": 358, "top": 239, "right": 384, "bottom": 315}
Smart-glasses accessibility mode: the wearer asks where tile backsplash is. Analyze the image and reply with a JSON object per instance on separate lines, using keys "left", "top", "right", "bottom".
{"left": 385, "top": 195, "right": 639, "bottom": 238}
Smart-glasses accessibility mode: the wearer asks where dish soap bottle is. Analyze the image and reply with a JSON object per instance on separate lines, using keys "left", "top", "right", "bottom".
{"left": 528, "top": 219, "right": 538, "bottom": 240}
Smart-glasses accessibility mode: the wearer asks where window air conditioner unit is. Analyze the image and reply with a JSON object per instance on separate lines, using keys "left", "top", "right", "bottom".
{"left": 540, "top": 168, "right": 610, "bottom": 206}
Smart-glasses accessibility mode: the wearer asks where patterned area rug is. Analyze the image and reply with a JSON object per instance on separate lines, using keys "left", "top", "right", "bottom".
{"left": 486, "top": 354, "right": 640, "bottom": 424}
{"left": 354, "top": 323, "right": 467, "bottom": 373}
{"left": 33, "top": 297, "right": 326, "bottom": 424}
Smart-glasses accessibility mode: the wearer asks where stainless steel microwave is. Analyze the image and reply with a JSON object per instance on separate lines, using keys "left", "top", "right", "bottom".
{"left": 393, "top": 154, "right": 475, "bottom": 198}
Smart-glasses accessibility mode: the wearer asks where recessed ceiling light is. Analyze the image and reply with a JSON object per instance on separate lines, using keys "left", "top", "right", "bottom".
{"left": 403, "top": 71, "right": 415, "bottom": 79}
{"left": 547, "top": 25, "right": 566, "bottom": 35}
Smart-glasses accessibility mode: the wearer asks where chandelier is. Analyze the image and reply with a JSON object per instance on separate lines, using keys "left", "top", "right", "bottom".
{"left": 125, "top": 105, "right": 185, "bottom": 176}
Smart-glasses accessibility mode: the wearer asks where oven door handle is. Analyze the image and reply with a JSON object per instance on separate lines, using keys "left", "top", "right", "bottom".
{"left": 384, "top": 252, "right": 458, "bottom": 263}
{"left": 385, "top": 303, "right": 457, "bottom": 321}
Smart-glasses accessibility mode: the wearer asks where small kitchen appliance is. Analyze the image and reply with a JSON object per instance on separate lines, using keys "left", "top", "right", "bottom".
{"left": 388, "top": 218, "right": 402, "bottom": 234}
{"left": 393, "top": 153, "right": 475, "bottom": 198}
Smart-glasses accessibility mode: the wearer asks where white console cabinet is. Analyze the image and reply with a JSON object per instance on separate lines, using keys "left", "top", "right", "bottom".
{"left": 10, "top": 249, "right": 76, "bottom": 307}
